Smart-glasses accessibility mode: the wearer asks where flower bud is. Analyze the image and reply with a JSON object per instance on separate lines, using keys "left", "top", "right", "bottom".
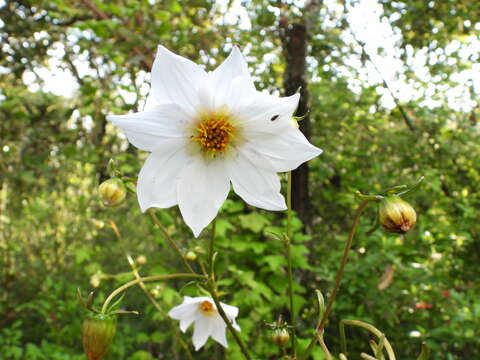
{"left": 82, "top": 314, "right": 117, "bottom": 360}
{"left": 136, "top": 255, "right": 147, "bottom": 265}
{"left": 271, "top": 328, "right": 290, "bottom": 347}
{"left": 379, "top": 196, "right": 416, "bottom": 234}
{"left": 98, "top": 178, "right": 126, "bottom": 207}
{"left": 90, "top": 274, "right": 101, "bottom": 288}
{"left": 185, "top": 251, "right": 197, "bottom": 261}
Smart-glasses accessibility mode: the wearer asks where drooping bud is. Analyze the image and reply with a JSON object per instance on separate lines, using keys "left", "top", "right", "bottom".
{"left": 271, "top": 328, "right": 290, "bottom": 347}
{"left": 379, "top": 196, "right": 416, "bottom": 234}
{"left": 98, "top": 178, "right": 126, "bottom": 207}
{"left": 82, "top": 314, "right": 117, "bottom": 360}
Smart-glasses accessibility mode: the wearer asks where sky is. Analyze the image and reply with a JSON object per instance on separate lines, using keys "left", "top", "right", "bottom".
{"left": 15, "top": 0, "right": 480, "bottom": 113}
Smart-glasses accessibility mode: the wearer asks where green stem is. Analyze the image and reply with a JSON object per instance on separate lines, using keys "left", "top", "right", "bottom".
{"left": 287, "top": 172, "right": 293, "bottom": 238}
{"left": 207, "top": 283, "right": 252, "bottom": 360}
{"left": 148, "top": 209, "right": 194, "bottom": 273}
{"left": 299, "top": 200, "right": 370, "bottom": 360}
{"left": 318, "top": 333, "right": 333, "bottom": 360}
{"left": 209, "top": 219, "right": 217, "bottom": 279}
{"left": 101, "top": 273, "right": 205, "bottom": 314}
{"left": 108, "top": 220, "right": 195, "bottom": 360}
{"left": 340, "top": 320, "right": 396, "bottom": 360}
{"left": 285, "top": 171, "right": 297, "bottom": 356}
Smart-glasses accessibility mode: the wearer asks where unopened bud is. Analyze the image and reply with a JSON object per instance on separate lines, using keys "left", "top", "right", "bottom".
{"left": 136, "top": 255, "right": 147, "bottom": 265}
{"left": 98, "top": 178, "right": 126, "bottom": 207}
{"left": 90, "top": 274, "right": 101, "bottom": 288}
{"left": 185, "top": 251, "right": 197, "bottom": 261}
{"left": 82, "top": 314, "right": 116, "bottom": 360}
{"left": 271, "top": 328, "right": 290, "bottom": 347}
{"left": 379, "top": 196, "right": 416, "bottom": 234}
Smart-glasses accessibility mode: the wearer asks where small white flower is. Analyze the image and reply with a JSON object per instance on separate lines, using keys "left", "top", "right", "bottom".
{"left": 108, "top": 45, "right": 322, "bottom": 236}
{"left": 168, "top": 296, "right": 240, "bottom": 350}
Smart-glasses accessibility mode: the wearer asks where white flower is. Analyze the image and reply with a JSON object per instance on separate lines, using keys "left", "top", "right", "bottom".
{"left": 108, "top": 45, "right": 322, "bottom": 237}
{"left": 168, "top": 296, "right": 240, "bottom": 350}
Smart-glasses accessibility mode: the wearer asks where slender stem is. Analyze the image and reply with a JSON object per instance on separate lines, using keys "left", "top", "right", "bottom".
{"left": 299, "top": 200, "right": 370, "bottom": 360}
{"left": 317, "top": 333, "right": 333, "bottom": 360}
{"left": 108, "top": 220, "right": 194, "bottom": 360}
{"left": 101, "top": 273, "right": 205, "bottom": 314}
{"left": 208, "top": 219, "right": 217, "bottom": 279}
{"left": 287, "top": 172, "right": 293, "bottom": 238}
{"left": 340, "top": 320, "right": 396, "bottom": 360}
{"left": 285, "top": 171, "right": 297, "bottom": 356}
{"left": 207, "top": 283, "right": 252, "bottom": 360}
{"left": 148, "top": 209, "right": 194, "bottom": 273}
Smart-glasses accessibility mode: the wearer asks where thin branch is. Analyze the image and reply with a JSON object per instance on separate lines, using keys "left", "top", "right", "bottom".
{"left": 349, "top": 28, "right": 415, "bottom": 132}
{"left": 79, "top": 0, "right": 151, "bottom": 71}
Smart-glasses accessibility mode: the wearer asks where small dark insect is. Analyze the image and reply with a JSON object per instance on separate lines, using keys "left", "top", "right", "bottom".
{"left": 270, "top": 115, "right": 280, "bottom": 121}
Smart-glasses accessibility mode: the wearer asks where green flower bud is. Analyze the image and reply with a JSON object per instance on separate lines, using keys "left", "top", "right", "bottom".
{"left": 271, "top": 328, "right": 290, "bottom": 347}
{"left": 82, "top": 314, "right": 117, "bottom": 360}
{"left": 185, "top": 251, "right": 197, "bottom": 261}
{"left": 98, "top": 178, "right": 126, "bottom": 207}
{"left": 379, "top": 196, "right": 416, "bottom": 234}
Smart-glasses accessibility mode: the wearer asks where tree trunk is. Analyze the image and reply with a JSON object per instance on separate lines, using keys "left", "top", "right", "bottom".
{"left": 282, "top": 22, "right": 312, "bottom": 228}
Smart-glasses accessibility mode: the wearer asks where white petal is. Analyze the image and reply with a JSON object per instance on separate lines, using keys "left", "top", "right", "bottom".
{"left": 107, "top": 104, "right": 190, "bottom": 152}
{"left": 210, "top": 46, "right": 255, "bottom": 108}
{"left": 237, "top": 93, "right": 300, "bottom": 135}
{"left": 168, "top": 301, "right": 196, "bottom": 320}
{"left": 220, "top": 302, "right": 239, "bottom": 319}
{"left": 210, "top": 315, "right": 228, "bottom": 348}
{"left": 168, "top": 302, "right": 198, "bottom": 333}
{"left": 137, "top": 139, "right": 192, "bottom": 211}
{"left": 243, "top": 128, "right": 323, "bottom": 172}
{"left": 223, "top": 76, "right": 258, "bottom": 113}
{"left": 150, "top": 45, "right": 207, "bottom": 114}
{"left": 220, "top": 302, "right": 241, "bottom": 331}
{"left": 227, "top": 152, "right": 286, "bottom": 211}
{"left": 192, "top": 316, "right": 213, "bottom": 351}
{"left": 177, "top": 159, "right": 230, "bottom": 237}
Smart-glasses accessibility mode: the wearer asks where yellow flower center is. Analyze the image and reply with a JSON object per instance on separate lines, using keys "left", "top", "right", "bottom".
{"left": 199, "top": 300, "right": 215, "bottom": 314}
{"left": 192, "top": 109, "right": 236, "bottom": 157}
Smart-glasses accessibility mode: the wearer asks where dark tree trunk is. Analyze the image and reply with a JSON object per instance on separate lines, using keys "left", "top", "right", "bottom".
{"left": 282, "top": 22, "right": 312, "bottom": 228}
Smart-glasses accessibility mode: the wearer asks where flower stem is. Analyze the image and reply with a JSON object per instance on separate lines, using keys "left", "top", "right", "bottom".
{"left": 108, "top": 220, "right": 195, "bottom": 360}
{"left": 101, "top": 273, "right": 205, "bottom": 314}
{"left": 340, "top": 319, "right": 396, "bottom": 360}
{"left": 285, "top": 171, "right": 297, "bottom": 356}
{"left": 208, "top": 218, "right": 217, "bottom": 279}
{"left": 207, "top": 283, "right": 252, "bottom": 360}
{"left": 148, "top": 209, "right": 195, "bottom": 273}
{"left": 299, "top": 200, "right": 370, "bottom": 360}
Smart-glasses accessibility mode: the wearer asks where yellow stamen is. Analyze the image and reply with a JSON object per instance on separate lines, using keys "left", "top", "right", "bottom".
{"left": 192, "top": 110, "right": 235, "bottom": 157}
{"left": 199, "top": 300, "right": 215, "bottom": 314}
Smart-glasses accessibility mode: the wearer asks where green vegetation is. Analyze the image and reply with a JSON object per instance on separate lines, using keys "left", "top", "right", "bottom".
{"left": 1, "top": 0, "right": 479, "bottom": 359}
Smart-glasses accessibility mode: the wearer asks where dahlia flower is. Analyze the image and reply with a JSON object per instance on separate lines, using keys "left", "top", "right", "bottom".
{"left": 108, "top": 45, "right": 322, "bottom": 236}
{"left": 168, "top": 296, "right": 240, "bottom": 350}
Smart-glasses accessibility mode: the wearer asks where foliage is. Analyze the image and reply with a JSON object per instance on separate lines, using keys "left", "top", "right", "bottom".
{"left": 1, "top": 0, "right": 479, "bottom": 359}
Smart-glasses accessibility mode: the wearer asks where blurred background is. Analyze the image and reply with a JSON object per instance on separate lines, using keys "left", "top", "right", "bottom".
{"left": 1, "top": 0, "right": 479, "bottom": 359}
